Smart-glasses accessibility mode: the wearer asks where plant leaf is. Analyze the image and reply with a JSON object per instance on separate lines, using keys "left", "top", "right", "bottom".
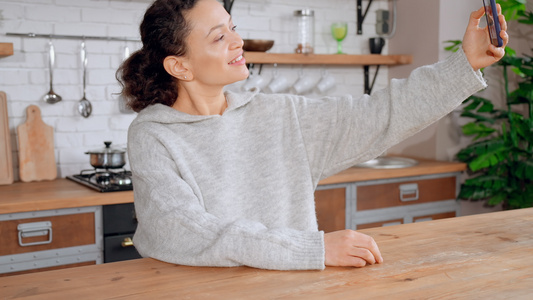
{"left": 460, "top": 111, "right": 497, "bottom": 124}
{"left": 515, "top": 159, "right": 533, "bottom": 180}
{"left": 488, "top": 193, "right": 507, "bottom": 206}
{"left": 443, "top": 40, "right": 462, "bottom": 52}
{"left": 468, "top": 143, "right": 508, "bottom": 171}
{"left": 461, "top": 122, "right": 496, "bottom": 140}
{"left": 464, "top": 174, "right": 507, "bottom": 189}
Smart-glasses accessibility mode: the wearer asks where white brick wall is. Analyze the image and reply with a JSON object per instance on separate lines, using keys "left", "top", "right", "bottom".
{"left": 0, "top": 0, "right": 389, "bottom": 179}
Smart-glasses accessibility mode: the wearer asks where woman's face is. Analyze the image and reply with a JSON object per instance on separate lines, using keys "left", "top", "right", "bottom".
{"left": 183, "top": 0, "right": 249, "bottom": 87}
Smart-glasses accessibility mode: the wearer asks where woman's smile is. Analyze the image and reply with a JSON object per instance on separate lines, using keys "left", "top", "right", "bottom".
{"left": 228, "top": 53, "right": 245, "bottom": 65}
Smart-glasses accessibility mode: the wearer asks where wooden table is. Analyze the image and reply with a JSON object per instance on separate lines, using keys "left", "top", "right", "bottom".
{"left": 2, "top": 208, "right": 532, "bottom": 299}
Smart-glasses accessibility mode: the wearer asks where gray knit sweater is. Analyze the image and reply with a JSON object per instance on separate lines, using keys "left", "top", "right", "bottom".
{"left": 127, "top": 49, "right": 486, "bottom": 270}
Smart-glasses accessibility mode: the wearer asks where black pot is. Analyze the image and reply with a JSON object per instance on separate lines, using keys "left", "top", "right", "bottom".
{"left": 85, "top": 141, "right": 126, "bottom": 169}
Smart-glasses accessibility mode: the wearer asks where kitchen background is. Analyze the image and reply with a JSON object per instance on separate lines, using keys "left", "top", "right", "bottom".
{"left": 1, "top": 0, "right": 531, "bottom": 214}
{"left": 1, "top": 0, "right": 390, "bottom": 179}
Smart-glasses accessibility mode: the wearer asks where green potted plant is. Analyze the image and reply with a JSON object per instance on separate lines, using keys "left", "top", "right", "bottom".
{"left": 446, "top": 0, "right": 533, "bottom": 209}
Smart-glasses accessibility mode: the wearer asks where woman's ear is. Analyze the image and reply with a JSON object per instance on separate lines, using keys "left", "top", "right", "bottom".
{"left": 163, "top": 56, "right": 190, "bottom": 81}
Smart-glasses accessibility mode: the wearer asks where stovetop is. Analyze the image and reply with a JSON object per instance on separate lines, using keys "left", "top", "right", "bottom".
{"left": 67, "top": 169, "right": 133, "bottom": 192}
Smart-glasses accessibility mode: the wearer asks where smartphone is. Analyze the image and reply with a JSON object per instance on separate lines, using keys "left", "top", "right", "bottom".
{"left": 483, "top": 0, "right": 503, "bottom": 47}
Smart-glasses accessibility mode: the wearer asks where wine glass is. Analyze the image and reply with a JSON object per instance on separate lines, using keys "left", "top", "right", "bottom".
{"left": 331, "top": 22, "right": 348, "bottom": 54}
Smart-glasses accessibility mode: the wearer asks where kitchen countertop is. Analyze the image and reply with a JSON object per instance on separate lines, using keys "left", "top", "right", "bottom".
{"left": 0, "top": 158, "right": 466, "bottom": 215}
{"left": 317, "top": 157, "right": 466, "bottom": 185}
{"left": 2, "top": 208, "right": 531, "bottom": 299}
{"left": 0, "top": 179, "right": 133, "bottom": 214}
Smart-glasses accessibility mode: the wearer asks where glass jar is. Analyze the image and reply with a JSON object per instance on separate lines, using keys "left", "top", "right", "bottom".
{"left": 294, "top": 9, "right": 314, "bottom": 54}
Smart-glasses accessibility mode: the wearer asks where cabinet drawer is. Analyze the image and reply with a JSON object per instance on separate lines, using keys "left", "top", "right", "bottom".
{"left": 0, "top": 261, "right": 95, "bottom": 277}
{"left": 413, "top": 211, "right": 456, "bottom": 223}
{"left": 0, "top": 213, "right": 95, "bottom": 256}
{"left": 315, "top": 188, "right": 346, "bottom": 233}
{"left": 356, "top": 177, "right": 456, "bottom": 211}
{"left": 357, "top": 218, "right": 404, "bottom": 230}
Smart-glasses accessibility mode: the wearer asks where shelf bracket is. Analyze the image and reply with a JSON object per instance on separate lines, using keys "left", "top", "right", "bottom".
{"left": 357, "top": 0, "right": 374, "bottom": 35}
{"left": 364, "top": 65, "right": 380, "bottom": 95}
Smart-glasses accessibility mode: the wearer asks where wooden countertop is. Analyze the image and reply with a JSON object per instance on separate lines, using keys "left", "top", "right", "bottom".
{"left": 2, "top": 208, "right": 531, "bottom": 299}
{"left": 0, "top": 159, "right": 465, "bottom": 215}
{"left": 0, "top": 179, "right": 133, "bottom": 214}
{"left": 318, "top": 157, "right": 466, "bottom": 185}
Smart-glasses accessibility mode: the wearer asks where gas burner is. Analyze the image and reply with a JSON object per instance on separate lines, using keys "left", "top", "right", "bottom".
{"left": 95, "top": 172, "right": 111, "bottom": 185}
{"left": 67, "top": 168, "right": 133, "bottom": 192}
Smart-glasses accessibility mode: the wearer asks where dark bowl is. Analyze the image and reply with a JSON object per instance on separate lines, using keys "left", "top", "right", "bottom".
{"left": 243, "top": 39, "right": 274, "bottom": 52}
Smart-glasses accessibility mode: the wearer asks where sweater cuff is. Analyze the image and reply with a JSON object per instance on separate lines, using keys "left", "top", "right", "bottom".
{"left": 287, "top": 230, "right": 325, "bottom": 270}
{"left": 446, "top": 47, "right": 488, "bottom": 93}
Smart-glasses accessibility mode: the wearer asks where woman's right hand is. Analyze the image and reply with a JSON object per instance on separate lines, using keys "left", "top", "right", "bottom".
{"left": 462, "top": 5, "right": 508, "bottom": 71}
{"left": 324, "top": 229, "right": 383, "bottom": 267}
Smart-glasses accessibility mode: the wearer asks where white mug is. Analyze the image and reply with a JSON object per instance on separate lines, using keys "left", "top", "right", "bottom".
{"left": 242, "top": 74, "right": 265, "bottom": 92}
{"left": 265, "top": 68, "right": 290, "bottom": 94}
{"left": 291, "top": 71, "right": 315, "bottom": 95}
{"left": 315, "top": 71, "right": 336, "bottom": 95}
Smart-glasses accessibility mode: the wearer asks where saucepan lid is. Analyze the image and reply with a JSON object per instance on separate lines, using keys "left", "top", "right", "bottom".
{"left": 85, "top": 141, "right": 126, "bottom": 154}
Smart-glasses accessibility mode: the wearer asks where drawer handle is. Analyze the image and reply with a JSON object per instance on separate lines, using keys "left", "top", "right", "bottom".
{"left": 121, "top": 237, "right": 134, "bottom": 247}
{"left": 17, "top": 221, "right": 53, "bottom": 247}
{"left": 399, "top": 183, "right": 419, "bottom": 202}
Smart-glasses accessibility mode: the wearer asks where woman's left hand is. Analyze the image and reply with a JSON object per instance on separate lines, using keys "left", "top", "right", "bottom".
{"left": 462, "top": 5, "right": 509, "bottom": 71}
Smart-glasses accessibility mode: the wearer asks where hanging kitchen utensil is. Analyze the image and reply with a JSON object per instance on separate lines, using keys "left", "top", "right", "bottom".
{"left": 42, "top": 40, "right": 62, "bottom": 104}
{"left": 17, "top": 105, "right": 57, "bottom": 182}
{"left": 118, "top": 45, "right": 134, "bottom": 114}
{"left": 78, "top": 41, "right": 93, "bottom": 118}
{"left": 0, "top": 91, "right": 14, "bottom": 185}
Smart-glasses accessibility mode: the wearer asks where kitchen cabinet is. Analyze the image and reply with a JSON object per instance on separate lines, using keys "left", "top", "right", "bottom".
{"left": 352, "top": 173, "right": 460, "bottom": 229}
{"left": 315, "top": 172, "right": 461, "bottom": 232}
{"left": 314, "top": 186, "right": 347, "bottom": 232}
{"left": 356, "top": 218, "right": 404, "bottom": 230}
{"left": 0, "top": 158, "right": 464, "bottom": 275}
{"left": 0, "top": 206, "right": 103, "bottom": 276}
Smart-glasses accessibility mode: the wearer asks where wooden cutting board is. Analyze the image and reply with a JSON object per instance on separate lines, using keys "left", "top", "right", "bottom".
{"left": 17, "top": 105, "right": 57, "bottom": 182}
{"left": 0, "top": 91, "right": 14, "bottom": 185}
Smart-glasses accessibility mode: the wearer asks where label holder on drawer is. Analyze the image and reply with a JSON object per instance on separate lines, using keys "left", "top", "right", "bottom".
{"left": 399, "top": 183, "right": 419, "bottom": 202}
{"left": 17, "top": 221, "right": 53, "bottom": 246}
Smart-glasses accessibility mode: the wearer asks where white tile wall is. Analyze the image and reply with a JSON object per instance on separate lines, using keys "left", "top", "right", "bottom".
{"left": 0, "top": 0, "right": 389, "bottom": 179}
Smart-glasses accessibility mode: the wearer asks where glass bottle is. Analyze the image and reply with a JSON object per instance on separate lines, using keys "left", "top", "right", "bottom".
{"left": 294, "top": 9, "right": 315, "bottom": 54}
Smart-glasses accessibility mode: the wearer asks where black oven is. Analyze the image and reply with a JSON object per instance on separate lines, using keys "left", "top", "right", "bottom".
{"left": 103, "top": 203, "right": 142, "bottom": 263}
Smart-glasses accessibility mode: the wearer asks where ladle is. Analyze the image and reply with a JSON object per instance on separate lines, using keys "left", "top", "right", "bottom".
{"left": 42, "top": 41, "right": 62, "bottom": 104}
{"left": 78, "top": 41, "right": 92, "bottom": 118}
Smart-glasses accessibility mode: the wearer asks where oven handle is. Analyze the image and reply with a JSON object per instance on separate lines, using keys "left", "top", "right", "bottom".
{"left": 121, "top": 237, "right": 134, "bottom": 247}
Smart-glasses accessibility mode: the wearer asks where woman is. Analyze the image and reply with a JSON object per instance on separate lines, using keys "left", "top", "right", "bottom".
{"left": 118, "top": 0, "right": 507, "bottom": 270}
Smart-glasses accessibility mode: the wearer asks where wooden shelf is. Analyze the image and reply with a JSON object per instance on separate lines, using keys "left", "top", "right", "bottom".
{"left": 243, "top": 52, "right": 412, "bottom": 66}
{"left": 243, "top": 52, "right": 413, "bottom": 94}
{"left": 0, "top": 43, "right": 14, "bottom": 57}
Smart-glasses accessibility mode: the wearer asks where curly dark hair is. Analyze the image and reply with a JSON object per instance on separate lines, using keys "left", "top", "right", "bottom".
{"left": 117, "top": 0, "right": 199, "bottom": 112}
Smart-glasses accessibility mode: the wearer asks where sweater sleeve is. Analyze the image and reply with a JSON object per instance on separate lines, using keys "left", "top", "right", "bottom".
{"left": 298, "top": 48, "right": 487, "bottom": 183}
{"left": 128, "top": 128, "right": 325, "bottom": 271}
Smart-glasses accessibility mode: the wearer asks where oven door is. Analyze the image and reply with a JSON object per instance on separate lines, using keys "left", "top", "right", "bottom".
{"left": 104, "top": 233, "right": 141, "bottom": 263}
{"left": 103, "top": 203, "right": 141, "bottom": 263}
